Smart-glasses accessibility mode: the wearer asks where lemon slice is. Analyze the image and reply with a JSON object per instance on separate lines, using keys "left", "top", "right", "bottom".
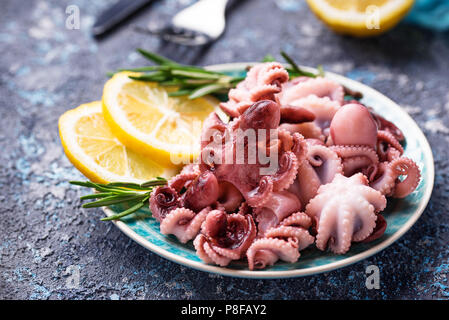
{"left": 306, "top": 0, "right": 415, "bottom": 37}
{"left": 59, "top": 101, "right": 176, "bottom": 184}
{"left": 102, "top": 72, "right": 218, "bottom": 167}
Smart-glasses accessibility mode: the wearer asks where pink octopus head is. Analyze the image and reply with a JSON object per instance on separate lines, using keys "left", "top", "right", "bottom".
{"left": 330, "top": 103, "right": 378, "bottom": 148}
{"left": 183, "top": 171, "right": 219, "bottom": 212}
{"left": 201, "top": 99, "right": 306, "bottom": 209}
{"left": 239, "top": 99, "right": 281, "bottom": 131}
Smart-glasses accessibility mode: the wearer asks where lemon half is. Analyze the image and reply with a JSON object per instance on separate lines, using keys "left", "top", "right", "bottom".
{"left": 306, "top": 0, "right": 415, "bottom": 37}
{"left": 102, "top": 72, "right": 218, "bottom": 167}
{"left": 59, "top": 101, "right": 175, "bottom": 184}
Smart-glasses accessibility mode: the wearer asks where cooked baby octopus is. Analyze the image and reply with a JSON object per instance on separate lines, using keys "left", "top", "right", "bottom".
{"left": 149, "top": 62, "right": 421, "bottom": 269}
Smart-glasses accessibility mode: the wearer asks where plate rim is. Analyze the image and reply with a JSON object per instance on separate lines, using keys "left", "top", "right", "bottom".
{"left": 103, "top": 62, "right": 435, "bottom": 279}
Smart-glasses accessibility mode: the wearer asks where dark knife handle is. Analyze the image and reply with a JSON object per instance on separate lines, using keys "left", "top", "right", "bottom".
{"left": 92, "top": 0, "right": 156, "bottom": 36}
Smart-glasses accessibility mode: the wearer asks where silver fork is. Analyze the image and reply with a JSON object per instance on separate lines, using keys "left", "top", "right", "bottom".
{"left": 150, "top": 0, "right": 231, "bottom": 46}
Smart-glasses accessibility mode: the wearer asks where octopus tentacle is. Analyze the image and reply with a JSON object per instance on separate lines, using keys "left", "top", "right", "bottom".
{"left": 272, "top": 152, "right": 299, "bottom": 192}
{"left": 160, "top": 207, "right": 211, "bottom": 243}
{"left": 217, "top": 182, "right": 244, "bottom": 212}
{"left": 228, "top": 86, "right": 249, "bottom": 102}
{"left": 221, "top": 62, "right": 289, "bottom": 117}
{"left": 386, "top": 147, "right": 401, "bottom": 162}
{"left": 369, "top": 162, "right": 396, "bottom": 195}
{"left": 351, "top": 202, "right": 378, "bottom": 242}
{"left": 265, "top": 225, "right": 314, "bottom": 251}
{"left": 201, "top": 112, "right": 227, "bottom": 148}
{"left": 259, "top": 62, "right": 289, "bottom": 85}
{"left": 391, "top": 157, "right": 421, "bottom": 198}
{"left": 254, "top": 190, "right": 302, "bottom": 236}
{"left": 358, "top": 185, "right": 388, "bottom": 211}
{"left": 169, "top": 172, "right": 198, "bottom": 193}
{"left": 329, "top": 145, "right": 379, "bottom": 167}
{"left": 280, "top": 105, "right": 316, "bottom": 124}
{"left": 290, "top": 161, "right": 321, "bottom": 210}
{"left": 292, "top": 133, "right": 308, "bottom": 164}
{"left": 277, "top": 77, "right": 345, "bottom": 106}
{"left": 335, "top": 209, "right": 357, "bottom": 254}
{"left": 281, "top": 211, "right": 312, "bottom": 229}
{"left": 288, "top": 145, "right": 342, "bottom": 210}
{"left": 194, "top": 210, "right": 257, "bottom": 266}
{"left": 306, "top": 138, "right": 325, "bottom": 147}
{"left": 342, "top": 156, "right": 373, "bottom": 178}
{"left": 250, "top": 84, "right": 281, "bottom": 101}
{"left": 377, "top": 130, "right": 404, "bottom": 155}
{"left": 279, "top": 123, "right": 325, "bottom": 141}
{"left": 361, "top": 214, "right": 387, "bottom": 243}
{"left": 376, "top": 130, "right": 404, "bottom": 162}
{"left": 277, "top": 128, "right": 294, "bottom": 152}
{"left": 307, "top": 145, "right": 343, "bottom": 184}
{"left": 247, "top": 238, "right": 300, "bottom": 270}
{"left": 247, "top": 176, "right": 274, "bottom": 208}
{"left": 193, "top": 235, "right": 214, "bottom": 264}
{"left": 149, "top": 186, "right": 181, "bottom": 222}
{"left": 220, "top": 101, "right": 251, "bottom": 118}
{"left": 219, "top": 101, "right": 241, "bottom": 119}
{"left": 203, "top": 239, "right": 233, "bottom": 266}
{"left": 237, "top": 201, "right": 252, "bottom": 216}
{"left": 284, "top": 95, "right": 341, "bottom": 136}
{"left": 210, "top": 213, "right": 256, "bottom": 257}
{"left": 370, "top": 157, "right": 420, "bottom": 198}
{"left": 210, "top": 245, "right": 242, "bottom": 260}
{"left": 371, "top": 111, "right": 405, "bottom": 142}
{"left": 306, "top": 173, "right": 387, "bottom": 254}
{"left": 314, "top": 204, "right": 336, "bottom": 251}
{"left": 247, "top": 249, "right": 278, "bottom": 270}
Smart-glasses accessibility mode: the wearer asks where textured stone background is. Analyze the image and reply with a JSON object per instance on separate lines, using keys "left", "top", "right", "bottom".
{"left": 0, "top": 0, "right": 448, "bottom": 300}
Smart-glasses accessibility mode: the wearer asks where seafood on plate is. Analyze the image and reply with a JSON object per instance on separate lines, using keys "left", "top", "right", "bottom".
{"left": 149, "top": 62, "right": 421, "bottom": 270}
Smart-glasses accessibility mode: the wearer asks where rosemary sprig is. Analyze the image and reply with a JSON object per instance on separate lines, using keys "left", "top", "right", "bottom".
{"left": 280, "top": 51, "right": 319, "bottom": 78}
{"left": 70, "top": 178, "right": 167, "bottom": 221}
{"left": 116, "top": 49, "right": 322, "bottom": 100}
{"left": 117, "top": 49, "right": 242, "bottom": 100}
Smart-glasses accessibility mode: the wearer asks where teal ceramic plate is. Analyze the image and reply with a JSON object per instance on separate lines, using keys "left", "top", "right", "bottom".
{"left": 103, "top": 63, "right": 434, "bottom": 279}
